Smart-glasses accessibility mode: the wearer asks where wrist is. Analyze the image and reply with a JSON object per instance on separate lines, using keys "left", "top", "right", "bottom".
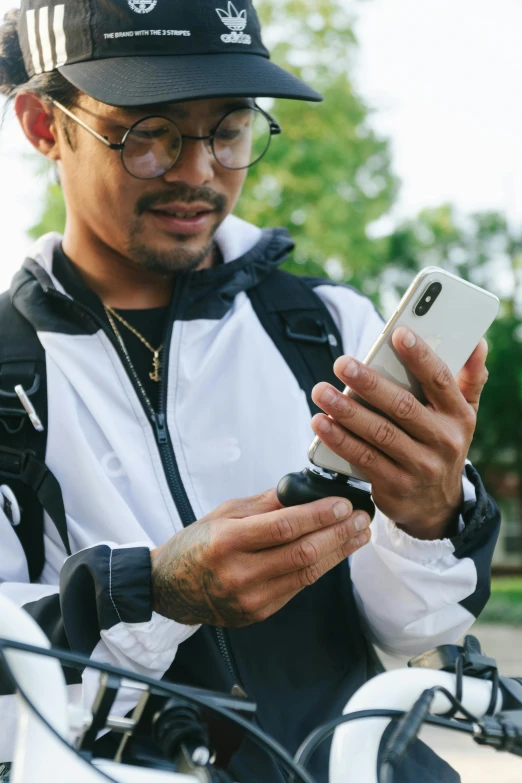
{"left": 397, "top": 488, "right": 464, "bottom": 541}
{"left": 399, "top": 512, "right": 460, "bottom": 541}
{"left": 150, "top": 545, "right": 166, "bottom": 616}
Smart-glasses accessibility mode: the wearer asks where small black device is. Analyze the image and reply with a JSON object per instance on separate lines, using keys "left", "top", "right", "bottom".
{"left": 277, "top": 468, "right": 376, "bottom": 518}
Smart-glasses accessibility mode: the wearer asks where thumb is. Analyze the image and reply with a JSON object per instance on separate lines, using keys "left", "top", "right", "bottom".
{"left": 200, "top": 489, "right": 283, "bottom": 523}
{"left": 456, "top": 339, "right": 489, "bottom": 413}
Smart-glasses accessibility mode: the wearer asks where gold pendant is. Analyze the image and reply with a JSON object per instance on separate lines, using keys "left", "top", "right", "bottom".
{"left": 150, "top": 352, "right": 161, "bottom": 383}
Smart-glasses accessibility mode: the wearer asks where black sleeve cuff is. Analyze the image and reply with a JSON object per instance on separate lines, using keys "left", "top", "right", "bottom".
{"left": 452, "top": 465, "right": 502, "bottom": 619}
{"left": 451, "top": 464, "right": 501, "bottom": 559}
{"left": 60, "top": 545, "right": 152, "bottom": 657}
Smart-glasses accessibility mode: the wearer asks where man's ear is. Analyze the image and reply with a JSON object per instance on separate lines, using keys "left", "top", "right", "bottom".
{"left": 14, "top": 92, "right": 61, "bottom": 161}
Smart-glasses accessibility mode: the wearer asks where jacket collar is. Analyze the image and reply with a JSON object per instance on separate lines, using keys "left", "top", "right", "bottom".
{"left": 10, "top": 215, "right": 296, "bottom": 329}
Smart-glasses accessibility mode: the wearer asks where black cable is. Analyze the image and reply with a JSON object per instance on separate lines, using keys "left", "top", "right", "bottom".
{"left": 486, "top": 669, "right": 500, "bottom": 716}
{"left": 379, "top": 689, "right": 437, "bottom": 783}
{"left": 1, "top": 637, "right": 510, "bottom": 783}
{"left": 292, "top": 707, "right": 476, "bottom": 779}
{"left": 378, "top": 685, "right": 481, "bottom": 783}
{"left": 0, "top": 639, "right": 317, "bottom": 783}
{"left": 295, "top": 661, "right": 505, "bottom": 776}
{"left": 292, "top": 710, "right": 403, "bottom": 780}
{"left": 379, "top": 689, "right": 438, "bottom": 783}
{"left": 0, "top": 657, "right": 125, "bottom": 783}
{"left": 441, "top": 655, "right": 464, "bottom": 719}
{"left": 295, "top": 684, "right": 482, "bottom": 783}
{"left": 434, "top": 686, "right": 481, "bottom": 725}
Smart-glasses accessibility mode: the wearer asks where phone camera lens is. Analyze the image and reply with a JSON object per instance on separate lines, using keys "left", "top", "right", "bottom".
{"left": 415, "top": 281, "right": 442, "bottom": 316}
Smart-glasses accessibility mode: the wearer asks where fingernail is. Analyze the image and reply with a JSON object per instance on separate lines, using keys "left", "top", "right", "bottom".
{"left": 333, "top": 501, "right": 351, "bottom": 520}
{"left": 343, "top": 359, "right": 359, "bottom": 379}
{"left": 354, "top": 514, "right": 370, "bottom": 533}
{"left": 356, "top": 532, "right": 369, "bottom": 547}
{"left": 317, "top": 418, "right": 332, "bottom": 434}
{"left": 320, "top": 387, "right": 336, "bottom": 405}
{"left": 402, "top": 330, "right": 417, "bottom": 349}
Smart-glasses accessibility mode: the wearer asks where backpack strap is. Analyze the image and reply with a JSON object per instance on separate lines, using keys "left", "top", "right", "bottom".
{"left": 0, "top": 292, "right": 70, "bottom": 582}
{"left": 248, "top": 270, "right": 345, "bottom": 415}
{"left": 249, "top": 272, "right": 385, "bottom": 679}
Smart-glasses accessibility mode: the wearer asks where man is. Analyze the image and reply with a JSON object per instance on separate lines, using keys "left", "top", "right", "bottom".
{"left": 0, "top": 1, "right": 499, "bottom": 781}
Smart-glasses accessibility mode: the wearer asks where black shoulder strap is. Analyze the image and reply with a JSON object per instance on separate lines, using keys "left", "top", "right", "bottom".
{"left": 248, "top": 271, "right": 345, "bottom": 415}
{"left": 0, "top": 292, "right": 71, "bottom": 582}
{"left": 249, "top": 274, "right": 387, "bottom": 680}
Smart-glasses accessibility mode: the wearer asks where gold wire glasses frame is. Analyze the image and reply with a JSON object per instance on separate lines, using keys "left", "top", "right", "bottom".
{"left": 52, "top": 99, "right": 282, "bottom": 180}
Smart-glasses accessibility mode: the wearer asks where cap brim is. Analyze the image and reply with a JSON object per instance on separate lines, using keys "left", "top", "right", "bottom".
{"left": 58, "top": 53, "right": 323, "bottom": 107}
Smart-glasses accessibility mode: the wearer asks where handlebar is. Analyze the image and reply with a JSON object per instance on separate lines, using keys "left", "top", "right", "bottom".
{"left": 329, "top": 667, "right": 502, "bottom": 783}
{"left": 1, "top": 592, "right": 522, "bottom": 783}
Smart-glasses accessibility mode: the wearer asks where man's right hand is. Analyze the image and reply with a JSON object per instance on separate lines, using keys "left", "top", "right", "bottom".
{"left": 150, "top": 490, "right": 371, "bottom": 628}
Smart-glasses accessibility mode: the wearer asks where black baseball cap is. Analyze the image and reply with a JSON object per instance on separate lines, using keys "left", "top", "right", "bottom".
{"left": 17, "top": 0, "right": 323, "bottom": 107}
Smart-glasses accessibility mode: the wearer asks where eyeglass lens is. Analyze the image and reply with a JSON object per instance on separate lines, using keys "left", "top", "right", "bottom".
{"left": 121, "top": 108, "right": 272, "bottom": 180}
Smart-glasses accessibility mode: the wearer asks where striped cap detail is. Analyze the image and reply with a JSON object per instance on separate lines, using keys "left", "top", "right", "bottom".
{"left": 25, "top": 9, "right": 43, "bottom": 75}
{"left": 17, "top": 0, "right": 320, "bottom": 107}
{"left": 23, "top": 4, "right": 68, "bottom": 76}
{"left": 53, "top": 4, "right": 68, "bottom": 67}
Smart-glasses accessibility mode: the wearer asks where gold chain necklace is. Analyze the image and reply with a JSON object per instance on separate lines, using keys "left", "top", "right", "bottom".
{"left": 105, "top": 305, "right": 164, "bottom": 383}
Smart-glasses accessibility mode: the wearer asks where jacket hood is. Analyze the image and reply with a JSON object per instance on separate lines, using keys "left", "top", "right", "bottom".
{"left": 10, "top": 215, "right": 295, "bottom": 328}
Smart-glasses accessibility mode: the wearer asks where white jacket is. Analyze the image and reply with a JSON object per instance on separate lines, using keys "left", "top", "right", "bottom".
{"left": 0, "top": 216, "right": 499, "bottom": 764}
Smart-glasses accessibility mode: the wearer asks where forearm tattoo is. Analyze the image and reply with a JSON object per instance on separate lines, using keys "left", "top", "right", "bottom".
{"left": 150, "top": 522, "right": 246, "bottom": 627}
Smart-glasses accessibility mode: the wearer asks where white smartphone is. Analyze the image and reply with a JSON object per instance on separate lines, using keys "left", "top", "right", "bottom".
{"left": 308, "top": 266, "right": 500, "bottom": 481}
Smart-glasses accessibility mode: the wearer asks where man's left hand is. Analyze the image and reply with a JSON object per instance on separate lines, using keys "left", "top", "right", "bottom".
{"left": 310, "top": 328, "right": 489, "bottom": 540}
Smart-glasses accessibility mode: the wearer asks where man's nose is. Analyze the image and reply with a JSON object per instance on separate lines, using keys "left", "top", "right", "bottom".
{"left": 162, "top": 138, "right": 216, "bottom": 187}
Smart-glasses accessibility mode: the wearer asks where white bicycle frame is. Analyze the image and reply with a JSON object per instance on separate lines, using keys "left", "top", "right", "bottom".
{"left": 0, "top": 594, "right": 196, "bottom": 783}
{"left": 330, "top": 666, "right": 502, "bottom": 782}
{"left": 0, "top": 594, "right": 505, "bottom": 783}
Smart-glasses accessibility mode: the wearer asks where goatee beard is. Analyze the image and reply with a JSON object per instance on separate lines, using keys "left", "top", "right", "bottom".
{"left": 129, "top": 183, "right": 227, "bottom": 274}
{"left": 126, "top": 234, "right": 219, "bottom": 275}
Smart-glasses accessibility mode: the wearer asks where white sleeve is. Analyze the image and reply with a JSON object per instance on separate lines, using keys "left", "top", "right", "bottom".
{"left": 0, "top": 493, "right": 197, "bottom": 760}
{"left": 60, "top": 542, "right": 201, "bottom": 725}
{"left": 350, "top": 468, "right": 502, "bottom": 658}
{"left": 59, "top": 541, "right": 199, "bottom": 677}
{"left": 350, "top": 508, "right": 477, "bottom": 658}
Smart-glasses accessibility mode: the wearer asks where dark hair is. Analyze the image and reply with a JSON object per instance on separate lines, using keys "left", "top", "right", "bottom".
{"left": 0, "top": 8, "right": 78, "bottom": 108}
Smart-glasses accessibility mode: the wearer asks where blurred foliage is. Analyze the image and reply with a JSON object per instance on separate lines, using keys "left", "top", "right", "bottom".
{"left": 28, "top": 180, "right": 66, "bottom": 241}
{"left": 379, "top": 205, "right": 522, "bottom": 520}
{"left": 481, "top": 578, "right": 522, "bottom": 625}
{"left": 237, "top": 0, "right": 398, "bottom": 290}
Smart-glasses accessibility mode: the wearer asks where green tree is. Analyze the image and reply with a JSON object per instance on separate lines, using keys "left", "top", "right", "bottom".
{"left": 29, "top": 0, "right": 398, "bottom": 293}
{"left": 28, "top": 179, "right": 66, "bottom": 241}
{"left": 238, "top": 0, "right": 397, "bottom": 289}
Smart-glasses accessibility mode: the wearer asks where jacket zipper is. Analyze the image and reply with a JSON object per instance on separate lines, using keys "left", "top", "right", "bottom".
{"left": 46, "top": 286, "right": 287, "bottom": 782}
{"left": 45, "top": 285, "right": 245, "bottom": 691}
{"left": 215, "top": 627, "right": 236, "bottom": 680}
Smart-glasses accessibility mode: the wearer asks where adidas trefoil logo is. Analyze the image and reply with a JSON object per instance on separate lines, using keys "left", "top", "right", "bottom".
{"left": 216, "top": 2, "right": 251, "bottom": 45}
{"left": 128, "top": 0, "right": 158, "bottom": 14}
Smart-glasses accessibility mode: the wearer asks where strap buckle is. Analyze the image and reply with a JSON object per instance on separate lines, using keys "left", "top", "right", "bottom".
{"left": 0, "top": 446, "right": 27, "bottom": 480}
{"left": 0, "top": 372, "right": 40, "bottom": 400}
{"left": 0, "top": 408, "right": 27, "bottom": 436}
{"left": 284, "top": 318, "right": 330, "bottom": 345}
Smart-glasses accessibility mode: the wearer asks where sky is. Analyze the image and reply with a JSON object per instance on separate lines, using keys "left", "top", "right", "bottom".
{"left": 354, "top": 0, "right": 522, "bottom": 236}
{"left": 2, "top": 0, "right": 522, "bottom": 291}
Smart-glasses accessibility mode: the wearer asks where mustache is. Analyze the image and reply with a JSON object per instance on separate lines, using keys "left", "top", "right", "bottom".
{"left": 136, "top": 185, "right": 228, "bottom": 216}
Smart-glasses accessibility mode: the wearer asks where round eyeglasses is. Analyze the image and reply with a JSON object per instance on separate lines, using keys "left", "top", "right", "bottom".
{"left": 52, "top": 100, "right": 282, "bottom": 180}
